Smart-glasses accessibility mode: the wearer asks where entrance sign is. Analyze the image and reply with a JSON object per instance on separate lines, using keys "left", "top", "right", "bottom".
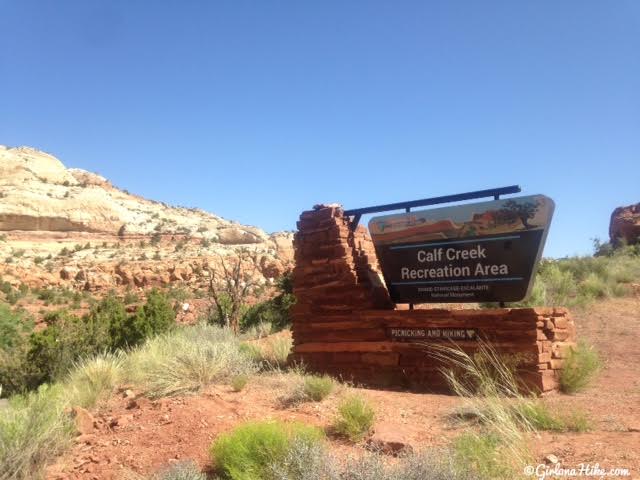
{"left": 369, "top": 195, "right": 554, "bottom": 303}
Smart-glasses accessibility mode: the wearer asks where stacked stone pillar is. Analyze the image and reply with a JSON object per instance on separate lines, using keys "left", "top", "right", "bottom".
{"left": 290, "top": 205, "right": 576, "bottom": 393}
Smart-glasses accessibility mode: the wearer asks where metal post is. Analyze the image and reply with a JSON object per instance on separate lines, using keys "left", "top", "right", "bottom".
{"left": 406, "top": 206, "right": 413, "bottom": 310}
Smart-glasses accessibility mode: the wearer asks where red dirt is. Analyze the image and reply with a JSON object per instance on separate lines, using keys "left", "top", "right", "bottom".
{"left": 47, "top": 297, "right": 640, "bottom": 479}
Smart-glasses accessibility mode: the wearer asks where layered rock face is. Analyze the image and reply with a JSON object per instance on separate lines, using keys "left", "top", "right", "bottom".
{"left": 0, "top": 145, "right": 293, "bottom": 290}
{"left": 610, "top": 203, "right": 640, "bottom": 246}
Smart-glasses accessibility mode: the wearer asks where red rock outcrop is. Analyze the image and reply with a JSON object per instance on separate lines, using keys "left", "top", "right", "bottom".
{"left": 610, "top": 203, "right": 640, "bottom": 246}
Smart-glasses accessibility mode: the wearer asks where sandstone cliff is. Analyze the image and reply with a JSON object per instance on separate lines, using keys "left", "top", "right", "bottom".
{"left": 0, "top": 145, "right": 293, "bottom": 291}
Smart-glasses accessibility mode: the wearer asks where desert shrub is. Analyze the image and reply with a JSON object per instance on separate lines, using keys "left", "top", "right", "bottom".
{"left": 122, "top": 289, "right": 176, "bottom": 348}
{"left": 210, "top": 420, "right": 324, "bottom": 480}
{"left": 166, "top": 286, "right": 189, "bottom": 303}
{"left": 26, "top": 310, "right": 109, "bottom": 387}
{"left": 483, "top": 247, "right": 640, "bottom": 308}
{"left": 268, "top": 438, "right": 473, "bottom": 480}
{"left": 241, "top": 273, "right": 296, "bottom": 332}
{"left": 0, "top": 304, "right": 32, "bottom": 350}
{"left": 0, "top": 384, "right": 74, "bottom": 480}
{"left": 559, "top": 341, "right": 602, "bottom": 393}
{"left": 332, "top": 394, "right": 375, "bottom": 442}
{"left": 124, "top": 290, "right": 140, "bottom": 305}
{"left": 302, "top": 374, "right": 334, "bottom": 402}
{"left": 244, "top": 335, "right": 292, "bottom": 370}
{"left": 453, "top": 432, "right": 512, "bottom": 479}
{"left": 125, "top": 324, "right": 256, "bottom": 398}
{"left": 511, "top": 402, "right": 590, "bottom": 432}
{"left": 231, "top": 374, "right": 249, "bottom": 392}
{"left": 151, "top": 461, "right": 207, "bottom": 480}
{"left": 242, "top": 321, "right": 272, "bottom": 340}
{"left": 65, "top": 352, "right": 125, "bottom": 408}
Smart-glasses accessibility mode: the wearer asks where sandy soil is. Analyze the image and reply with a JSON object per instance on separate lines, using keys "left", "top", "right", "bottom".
{"left": 46, "top": 297, "right": 640, "bottom": 479}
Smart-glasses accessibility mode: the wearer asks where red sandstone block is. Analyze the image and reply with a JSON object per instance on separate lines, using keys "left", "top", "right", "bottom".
{"left": 540, "top": 370, "right": 559, "bottom": 391}
{"left": 331, "top": 352, "right": 362, "bottom": 363}
{"left": 552, "top": 316, "right": 569, "bottom": 329}
{"left": 361, "top": 353, "right": 400, "bottom": 367}
{"left": 538, "top": 352, "right": 551, "bottom": 363}
{"left": 552, "top": 329, "right": 571, "bottom": 341}
{"left": 536, "top": 330, "right": 549, "bottom": 341}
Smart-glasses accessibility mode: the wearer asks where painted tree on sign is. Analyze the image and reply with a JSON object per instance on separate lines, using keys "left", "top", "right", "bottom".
{"left": 501, "top": 200, "right": 539, "bottom": 229}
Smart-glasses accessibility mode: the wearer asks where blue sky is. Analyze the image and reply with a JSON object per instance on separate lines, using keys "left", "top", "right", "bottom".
{"left": 1, "top": 1, "right": 638, "bottom": 258}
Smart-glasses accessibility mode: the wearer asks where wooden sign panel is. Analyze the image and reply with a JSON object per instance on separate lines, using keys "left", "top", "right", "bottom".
{"left": 369, "top": 195, "right": 554, "bottom": 303}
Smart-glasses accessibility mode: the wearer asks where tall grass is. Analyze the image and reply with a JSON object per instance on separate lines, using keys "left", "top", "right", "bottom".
{"left": 428, "top": 342, "right": 535, "bottom": 478}
{"left": 65, "top": 352, "right": 125, "bottom": 408}
{"left": 240, "top": 335, "right": 293, "bottom": 371}
{"left": 0, "top": 384, "right": 74, "bottom": 480}
{"left": 125, "top": 324, "right": 256, "bottom": 398}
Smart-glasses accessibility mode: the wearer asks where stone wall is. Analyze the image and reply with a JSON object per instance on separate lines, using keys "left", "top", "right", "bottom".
{"left": 290, "top": 205, "right": 576, "bottom": 393}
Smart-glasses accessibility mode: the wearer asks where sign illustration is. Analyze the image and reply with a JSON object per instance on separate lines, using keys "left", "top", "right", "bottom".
{"left": 369, "top": 195, "right": 554, "bottom": 303}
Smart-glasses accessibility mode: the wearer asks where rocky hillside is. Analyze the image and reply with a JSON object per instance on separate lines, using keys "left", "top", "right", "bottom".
{"left": 0, "top": 145, "right": 293, "bottom": 291}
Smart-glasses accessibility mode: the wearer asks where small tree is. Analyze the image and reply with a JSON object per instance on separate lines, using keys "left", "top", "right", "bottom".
{"left": 207, "top": 249, "right": 258, "bottom": 334}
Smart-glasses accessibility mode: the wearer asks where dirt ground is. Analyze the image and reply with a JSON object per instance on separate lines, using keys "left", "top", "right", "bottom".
{"left": 47, "top": 297, "right": 640, "bottom": 480}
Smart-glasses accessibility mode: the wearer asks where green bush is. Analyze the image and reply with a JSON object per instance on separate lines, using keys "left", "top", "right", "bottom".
{"left": 26, "top": 310, "right": 108, "bottom": 387}
{"left": 511, "top": 402, "right": 590, "bottom": 432}
{"left": 151, "top": 461, "right": 207, "bottom": 480}
{"left": 210, "top": 420, "right": 324, "bottom": 480}
{"left": 302, "top": 375, "right": 334, "bottom": 402}
{"left": 453, "top": 432, "right": 513, "bottom": 479}
{"left": 483, "top": 246, "right": 640, "bottom": 308}
{"left": 2, "top": 291, "right": 177, "bottom": 395}
{"left": 241, "top": 273, "right": 296, "bottom": 332}
{"left": 560, "top": 341, "right": 602, "bottom": 393}
{"left": 124, "top": 289, "right": 139, "bottom": 305}
{"left": 0, "top": 304, "right": 32, "bottom": 350}
{"left": 110, "top": 289, "right": 175, "bottom": 349}
{"left": 231, "top": 374, "right": 249, "bottom": 392}
{"left": 332, "top": 395, "right": 375, "bottom": 442}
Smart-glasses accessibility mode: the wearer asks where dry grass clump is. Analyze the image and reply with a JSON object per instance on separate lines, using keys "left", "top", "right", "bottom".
{"left": 66, "top": 351, "right": 125, "bottom": 408}
{"left": 231, "top": 374, "right": 249, "bottom": 392}
{"left": 240, "top": 334, "right": 293, "bottom": 371}
{"left": 125, "top": 323, "right": 256, "bottom": 398}
{"left": 302, "top": 374, "right": 334, "bottom": 402}
{"left": 332, "top": 394, "right": 375, "bottom": 442}
{"left": 0, "top": 384, "right": 74, "bottom": 480}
